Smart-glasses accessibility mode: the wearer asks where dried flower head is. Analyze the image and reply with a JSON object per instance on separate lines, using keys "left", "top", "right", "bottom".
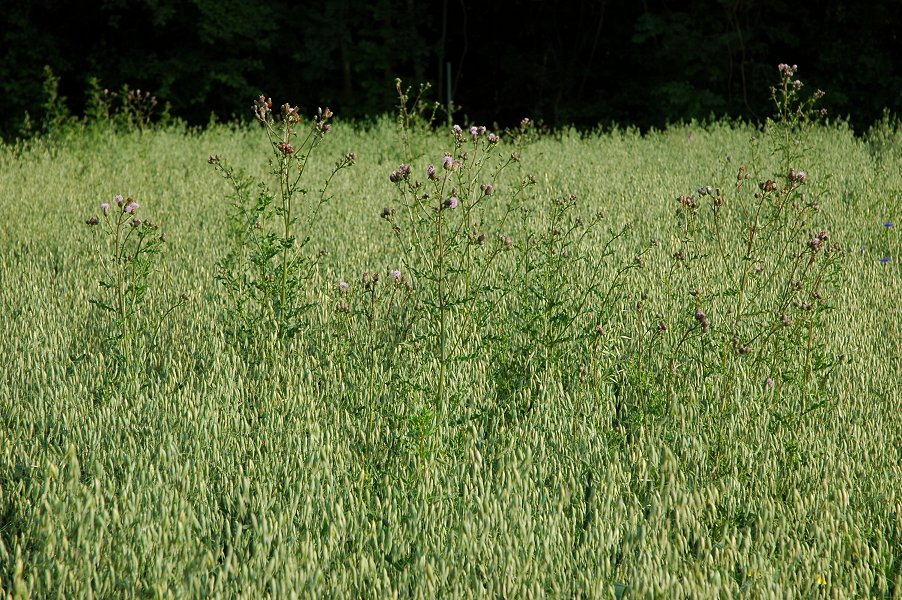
{"left": 443, "top": 196, "right": 460, "bottom": 210}
{"left": 380, "top": 207, "right": 395, "bottom": 219}
{"left": 85, "top": 215, "right": 99, "bottom": 226}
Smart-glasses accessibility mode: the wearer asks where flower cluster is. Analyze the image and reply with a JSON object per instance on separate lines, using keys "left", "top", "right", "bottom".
{"left": 389, "top": 163, "right": 411, "bottom": 183}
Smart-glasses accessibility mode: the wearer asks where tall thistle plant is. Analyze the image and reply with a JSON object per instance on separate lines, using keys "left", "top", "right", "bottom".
{"left": 651, "top": 64, "right": 844, "bottom": 403}
{"left": 210, "top": 97, "right": 355, "bottom": 348}
{"left": 383, "top": 122, "right": 534, "bottom": 412}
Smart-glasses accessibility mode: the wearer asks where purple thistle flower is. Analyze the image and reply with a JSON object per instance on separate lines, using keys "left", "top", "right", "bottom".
{"left": 442, "top": 154, "right": 453, "bottom": 170}
{"left": 796, "top": 171, "right": 807, "bottom": 184}
{"left": 880, "top": 256, "right": 892, "bottom": 264}
{"left": 765, "top": 377, "right": 775, "bottom": 389}
{"left": 339, "top": 281, "right": 349, "bottom": 292}
{"left": 488, "top": 132, "right": 499, "bottom": 144}
{"left": 426, "top": 164, "right": 437, "bottom": 180}
{"left": 452, "top": 124, "right": 462, "bottom": 135}
{"left": 398, "top": 163, "right": 410, "bottom": 177}
{"left": 100, "top": 202, "right": 110, "bottom": 215}
{"left": 391, "top": 269, "right": 402, "bottom": 282}
{"left": 123, "top": 201, "right": 140, "bottom": 214}
{"left": 115, "top": 194, "right": 124, "bottom": 206}
{"left": 469, "top": 126, "right": 479, "bottom": 138}
{"left": 444, "top": 196, "right": 460, "bottom": 210}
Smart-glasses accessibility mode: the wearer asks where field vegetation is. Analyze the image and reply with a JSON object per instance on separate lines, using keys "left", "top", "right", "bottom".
{"left": 1, "top": 71, "right": 900, "bottom": 597}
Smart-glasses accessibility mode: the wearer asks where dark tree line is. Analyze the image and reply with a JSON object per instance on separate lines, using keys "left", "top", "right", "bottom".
{"left": 1, "top": 0, "right": 900, "bottom": 138}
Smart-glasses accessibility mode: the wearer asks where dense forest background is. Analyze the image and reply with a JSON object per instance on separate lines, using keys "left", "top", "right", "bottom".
{"left": 1, "top": 0, "right": 900, "bottom": 138}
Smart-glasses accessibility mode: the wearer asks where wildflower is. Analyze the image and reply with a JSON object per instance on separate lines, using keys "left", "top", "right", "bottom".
{"left": 442, "top": 154, "right": 453, "bottom": 170}
{"left": 278, "top": 142, "right": 294, "bottom": 155}
{"left": 452, "top": 159, "right": 462, "bottom": 171}
{"left": 100, "top": 203, "right": 110, "bottom": 215}
{"left": 452, "top": 124, "right": 462, "bottom": 135}
{"left": 426, "top": 164, "right": 437, "bottom": 180}
{"left": 694, "top": 308, "right": 710, "bottom": 332}
{"left": 482, "top": 183, "right": 494, "bottom": 196}
{"left": 388, "top": 164, "right": 409, "bottom": 183}
{"left": 380, "top": 207, "right": 395, "bottom": 219}
{"left": 115, "top": 194, "right": 124, "bottom": 206}
{"left": 487, "top": 132, "right": 499, "bottom": 144}
{"left": 808, "top": 237, "right": 823, "bottom": 252}
{"left": 123, "top": 201, "right": 140, "bottom": 214}
{"left": 500, "top": 234, "right": 513, "bottom": 249}
{"left": 208, "top": 154, "right": 221, "bottom": 164}
{"left": 780, "top": 313, "right": 793, "bottom": 327}
{"left": 345, "top": 152, "right": 357, "bottom": 164}
{"left": 130, "top": 218, "right": 142, "bottom": 228}
{"left": 765, "top": 377, "right": 775, "bottom": 389}
{"left": 469, "top": 126, "right": 479, "bottom": 138}
{"left": 884, "top": 222, "right": 894, "bottom": 228}
{"left": 391, "top": 270, "right": 402, "bottom": 283}
{"left": 796, "top": 171, "right": 807, "bottom": 184}
{"left": 337, "top": 299, "right": 350, "bottom": 313}
{"left": 880, "top": 256, "right": 892, "bottom": 264}
{"left": 338, "top": 281, "right": 349, "bottom": 292}
{"left": 658, "top": 321, "right": 668, "bottom": 332}
{"left": 443, "top": 196, "right": 460, "bottom": 210}
{"left": 85, "top": 215, "right": 99, "bottom": 225}
{"left": 520, "top": 117, "right": 530, "bottom": 127}
{"left": 594, "top": 324, "right": 605, "bottom": 336}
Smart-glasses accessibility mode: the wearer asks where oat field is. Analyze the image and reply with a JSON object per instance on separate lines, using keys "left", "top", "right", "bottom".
{"left": 1, "top": 108, "right": 899, "bottom": 597}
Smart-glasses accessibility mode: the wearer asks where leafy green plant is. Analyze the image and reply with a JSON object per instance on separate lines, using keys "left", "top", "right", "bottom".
{"left": 210, "top": 96, "right": 355, "bottom": 346}
{"left": 83, "top": 194, "right": 184, "bottom": 364}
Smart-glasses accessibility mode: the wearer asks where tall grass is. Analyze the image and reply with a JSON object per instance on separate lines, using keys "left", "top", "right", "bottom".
{"left": 0, "top": 106, "right": 899, "bottom": 596}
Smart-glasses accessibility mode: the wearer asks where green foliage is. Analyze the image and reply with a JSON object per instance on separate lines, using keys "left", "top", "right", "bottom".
{"left": 210, "top": 98, "right": 355, "bottom": 347}
{"left": 0, "top": 86, "right": 899, "bottom": 596}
